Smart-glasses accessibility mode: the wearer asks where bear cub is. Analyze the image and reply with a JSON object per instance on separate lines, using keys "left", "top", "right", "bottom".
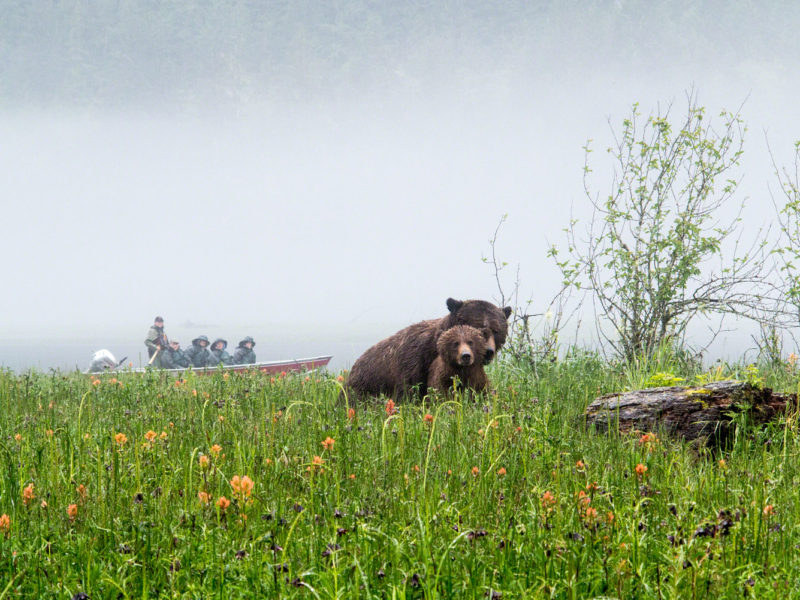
{"left": 427, "top": 325, "right": 489, "bottom": 394}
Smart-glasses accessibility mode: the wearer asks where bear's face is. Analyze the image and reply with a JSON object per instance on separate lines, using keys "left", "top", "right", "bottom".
{"left": 436, "top": 325, "right": 488, "bottom": 368}
{"left": 446, "top": 298, "right": 512, "bottom": 364}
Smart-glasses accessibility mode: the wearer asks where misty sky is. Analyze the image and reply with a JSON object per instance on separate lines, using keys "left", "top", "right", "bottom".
{"left": 2, "top": 1, "right": 800, "bottom": 370}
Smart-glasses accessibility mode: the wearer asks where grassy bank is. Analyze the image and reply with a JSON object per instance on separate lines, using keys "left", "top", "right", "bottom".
{"left": 1, "top": 354, "right": 799, "bottom": 598}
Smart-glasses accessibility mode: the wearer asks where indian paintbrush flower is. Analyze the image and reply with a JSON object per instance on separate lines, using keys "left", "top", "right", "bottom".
{"left": 22, "top": 483, "right": 35, "bottom": 506}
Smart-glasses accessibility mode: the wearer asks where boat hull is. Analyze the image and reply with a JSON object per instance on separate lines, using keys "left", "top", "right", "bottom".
{"left": 91, "top": 355, "right": 333, "bottom": 376}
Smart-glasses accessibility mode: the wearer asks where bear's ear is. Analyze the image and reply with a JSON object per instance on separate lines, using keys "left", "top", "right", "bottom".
{"left": 502, "top": 306, "right": 512, "bottom": 319}
{"left": 446, "top": 298, "right": 464, "bottom": 313}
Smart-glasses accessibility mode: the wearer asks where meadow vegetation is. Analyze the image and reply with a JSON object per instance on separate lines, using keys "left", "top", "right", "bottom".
{"left": 2, "top": 353, "right": 800, "bottom": 599}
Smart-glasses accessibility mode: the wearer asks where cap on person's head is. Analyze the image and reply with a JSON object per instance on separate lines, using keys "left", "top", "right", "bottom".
{"left": 170, "top": 339, "right": 179, "bottom": 345}
{"left": 155, "top": 316, "right": 164, "bottom": 323}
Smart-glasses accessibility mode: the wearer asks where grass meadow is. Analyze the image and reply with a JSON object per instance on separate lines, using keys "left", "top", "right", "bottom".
{"left": 2, "top": 353, "right": 800, "bottom": 599}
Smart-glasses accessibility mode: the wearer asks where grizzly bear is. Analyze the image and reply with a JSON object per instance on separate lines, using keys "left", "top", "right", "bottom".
{"left": 427, "top": 325, "right": 489, "bottom": 394}
{"left": 345, "top": 298, "right": 511, "bottom": 398}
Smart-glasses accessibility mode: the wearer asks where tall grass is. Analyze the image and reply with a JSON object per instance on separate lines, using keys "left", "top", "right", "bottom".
{"left": 0, "top": 354, "right": 799, "bottom": 599}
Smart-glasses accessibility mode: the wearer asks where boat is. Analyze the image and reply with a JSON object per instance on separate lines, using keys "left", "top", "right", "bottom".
{"left": 87, "top": 350, "right": 332, "bottom": 376}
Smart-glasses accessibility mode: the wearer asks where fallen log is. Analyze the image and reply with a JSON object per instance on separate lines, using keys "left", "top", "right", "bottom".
{"left": 584, "top": 380, "right": 797, "bottom": 445}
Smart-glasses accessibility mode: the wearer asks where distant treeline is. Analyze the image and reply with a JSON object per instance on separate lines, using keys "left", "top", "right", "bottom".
{"left": 2, "top": 0, "right": 799, "bottom": 110}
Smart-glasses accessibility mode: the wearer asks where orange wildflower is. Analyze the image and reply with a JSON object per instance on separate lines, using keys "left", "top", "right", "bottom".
{"left": 607, "top": 511, "right": 615, "bottom": 524}
{"left": 280, "top": 371, "right": 287, "bottom": 377}
{"left": 210, "top": 444, "right": 222, "bottom": 456}
{"left": 144, "top": 430, "right": 157, "bottom": 442}
{"left": 423, "top": 413, "right": 434, "bottom": 423}
{"left": 231, "top": 475, "right": 255, "bottom": 497}
{"left": 312, "top": 456, "right": 325, "bottom": 467}
{"left": 216, "top": 496, "right": 231, "bottom": 511}
{"left": 347, "top": 408, "right": 355, "bottom": 420}
{"left": 575, "top": 460, "right": 585, "bottom": 470}
{"left": 471, "top": 466, "right": 480, "bottom": 477}
{"left": 541, "top": 491, "right": 556, "bottom": 510}
{"left": 40, "top": 500, "right": 48, "bottom": 509}
{"left": 0, "top": 514, "right": 9, "bottom": 534}
{"left": 240, "top": 475, "right": 254, "bottom": 496}
{"left": 218, "top": 415, "right": 224, "bottom": 422}
{"left": 192, "top": 389, "right": 197, "bottom": 397}
{"left": 223, "top": 372, "right": 229, "bottom": 381}
{"left": 635, "top": 463, "right": 648, "bottom": 478}
{"left": 22, "top": 483, "right": 35, "bottom": 506}
{"left": 497, "top": 467, "right": 507, "bottom": 476}
{"left": 198, "top": 491, "right": 211, "bottom": 505}
{"left": 14, "top": 433, "right": 21, "bottom": 442}
{"left": 321, "top": 437, "right": 335, "bottom": 451}
{"left": 336, "top": 375, "right": 344, "bottom": 382}
{"left": 349, "top": 474, "right": 356, "bottom": 480}
{"left": 159, "top": 431, "right": 168, "bottom": 440}
{"left": 76, "top": 484, "right": 87, "bottom": 501}
{"left": 385, "top": 399, "right": 397, "bottom": 416}
{"left": 585, "top": 507, "right": 598, "bottom": 521}
{"left": 46, "top": 429, "right": 54, "bottom": 438}
{"left": 638, "top": 432, "right": 656, "bottom": 445}
{"left": 114, "top": 432, "right": 128, "bottom": 446}
{"left": 199, "top": 455, "right": 210, "bottom": 469}
{"left": 67, "top": 503, "right": 78, "bottom": 521}
{"left": 413, "top": 464, "right": 420, "bottom": 473}
{"left": 763, "top": 504, "right": 775, "bottom": 517}
{"left": 92, "top": 379, "right": 101, "bottom": 386}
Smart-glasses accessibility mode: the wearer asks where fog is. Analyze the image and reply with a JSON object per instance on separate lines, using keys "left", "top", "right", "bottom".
{"left": 2, "top": 1, "right": 800, "bottom": 371}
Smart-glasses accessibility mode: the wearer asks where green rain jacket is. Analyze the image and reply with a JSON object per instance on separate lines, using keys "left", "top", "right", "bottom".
{"left": 233, "top": 337, "right": 257, "bottom": 364}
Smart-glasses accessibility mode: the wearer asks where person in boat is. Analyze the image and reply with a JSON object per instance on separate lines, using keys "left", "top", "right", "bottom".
{"left": 233, "top": 336, "right": 256, "bottom": 364}
{"left": 89, "top": 349, "right": 119, "bottom": 373}
{"left": 210, "top": 338, "right": 234, "bottom": 366}
{"left": 144, "top": 316, "right": 168, "bottom": 367}
{"left": 160, "top": 339, "right": 191, "bottom": 369}
{"left": 184, "top": 335, "right": 212, "bottom": 368}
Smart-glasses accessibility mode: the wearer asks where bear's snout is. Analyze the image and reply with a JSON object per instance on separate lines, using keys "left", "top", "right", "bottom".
{"left": 483, "top": 334, "right": 497, "bottom": 364}
{"left": 459, "top": 350, "right": 473, "bottom": 366}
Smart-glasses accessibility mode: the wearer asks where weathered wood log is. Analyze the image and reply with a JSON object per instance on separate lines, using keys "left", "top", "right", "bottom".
{"left": 585, "top": 380, "right": 797, "bottom": 445}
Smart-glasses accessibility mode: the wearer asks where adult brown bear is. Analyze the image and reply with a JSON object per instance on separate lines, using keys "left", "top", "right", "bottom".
{"left": 427, "top": 325, "right": 489, "bottom": 395}
{"left": 346, "top": 298, "right": 511, "bottom": 398}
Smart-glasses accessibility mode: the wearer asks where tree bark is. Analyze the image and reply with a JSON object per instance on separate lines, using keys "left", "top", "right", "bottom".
{"left": 584, "top": 380, "right": 796, "bottom": 445}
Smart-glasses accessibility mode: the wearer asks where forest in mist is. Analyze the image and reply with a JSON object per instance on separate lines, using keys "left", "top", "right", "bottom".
{"left": 3, "top": 1, "right": 799, "bottom": 111}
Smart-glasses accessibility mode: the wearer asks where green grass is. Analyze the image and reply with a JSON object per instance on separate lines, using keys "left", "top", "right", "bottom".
{"left": 1, "top": 354, "right": 800, "bottom": 599}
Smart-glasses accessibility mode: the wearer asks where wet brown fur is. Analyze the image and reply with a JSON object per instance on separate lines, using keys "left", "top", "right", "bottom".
{"left": 345, "top": 298, "right": 511, "bottom": 398}
{"left": 427, "top": 325, "right": 489, "bottom": 394}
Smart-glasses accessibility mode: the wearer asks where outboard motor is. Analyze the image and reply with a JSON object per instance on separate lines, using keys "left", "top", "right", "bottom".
{"left": 88, "top": 349, "right": 118, "bottom": 373}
